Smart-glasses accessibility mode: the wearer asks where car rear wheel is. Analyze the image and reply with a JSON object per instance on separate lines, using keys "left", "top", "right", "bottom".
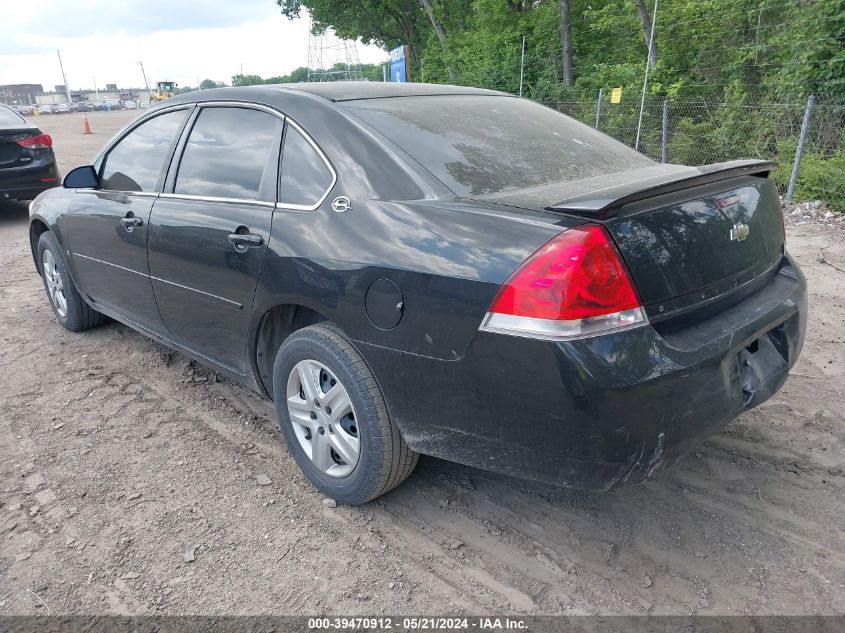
{"left": 273, "top": 323, "right": 418, "bottom": 505}
{"left": 37, "top": 231, "right": 105, "bottom": 332}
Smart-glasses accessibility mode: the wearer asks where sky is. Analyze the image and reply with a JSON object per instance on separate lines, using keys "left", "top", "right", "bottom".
{"left": 0, "top": 0, "right": 389, "bottom": 91}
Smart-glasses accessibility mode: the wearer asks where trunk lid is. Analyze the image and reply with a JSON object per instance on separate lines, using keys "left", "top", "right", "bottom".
{"left": 474, "top": 160, "right": 785, "bottom": 324}
{"left": 0, "top": 124, "right": 41, "bottom": 168}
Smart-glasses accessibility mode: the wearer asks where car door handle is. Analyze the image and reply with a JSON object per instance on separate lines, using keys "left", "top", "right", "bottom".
{"left": 227, "top": 232, "right": 264, "bottom": 250}
{"left": 120, "top": 216, "right": 143, "bottom": 228}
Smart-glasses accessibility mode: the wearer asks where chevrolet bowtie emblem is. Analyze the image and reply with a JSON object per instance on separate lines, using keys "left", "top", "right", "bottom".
{"left": 730, "top": 223, "right": 750, "bottom": 241}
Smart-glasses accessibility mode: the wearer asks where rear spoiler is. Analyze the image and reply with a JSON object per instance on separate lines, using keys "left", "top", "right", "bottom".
{"left": 545, "top": 160, "right": 778, "bottom": 219}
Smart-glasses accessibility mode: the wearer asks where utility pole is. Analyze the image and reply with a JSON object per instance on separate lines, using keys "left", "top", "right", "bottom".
{"left": 635, "top": 0, "right": 658, "bottom": 151}
{"left": 56, "top": 49, "right": 72, "bottom": 104}
{"left": 93, "top": 76, "right": 99, "bottom": 102}
{"left": 138, "top": 61, "right": 152, "bottom": 103}
{"left": 518, "top": 35, "right": 526, "bottom": 97}
{"left": 786, "top": 95, "right": 815, "bottom": 204}
{"left": 595, "top": 88, "right": 603, "bottom": 129}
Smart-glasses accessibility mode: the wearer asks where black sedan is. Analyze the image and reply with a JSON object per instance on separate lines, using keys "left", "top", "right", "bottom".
{"left": 1, "top": 104, "right": 60, "bottom": 201}
{"left": 28, "top": 83, "right": 806, "bottom": 504}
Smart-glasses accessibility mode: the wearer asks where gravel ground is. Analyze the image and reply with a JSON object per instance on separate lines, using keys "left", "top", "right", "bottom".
{"left": 1, "top": 111, "right": 843, "bottom": 616}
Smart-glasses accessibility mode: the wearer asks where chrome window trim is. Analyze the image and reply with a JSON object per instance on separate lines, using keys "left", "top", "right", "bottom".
{"left": 92, "top": 103, "right": 195, "bottom": 166}
{"left": 80, "top": 99, "right": 337, "bottom": 210}
{"left": 74, "top": 189, "right": 158, "bottom": 198}
{"left": 158, "top": 192, "right": 275, "bottom": 208}
{"left": 193, "top": 100, "right": 285, "bottom": 119}
{"left": 91, "top": 104, "right": 195, "bottom": 197}
{"left": 277, "top": 118, "right": 338, "bottom": 212}
{"left": 169, "top": 101, "right": 285, "bottom": 206}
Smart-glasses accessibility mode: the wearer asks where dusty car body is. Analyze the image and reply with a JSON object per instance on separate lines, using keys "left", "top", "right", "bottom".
{"left": 28, "top": 83, "right": 806, "bottom": 503}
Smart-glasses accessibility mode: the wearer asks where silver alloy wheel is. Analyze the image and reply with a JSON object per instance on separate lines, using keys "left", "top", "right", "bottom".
{"left": 286, "top": 359, "right": 360, "bottom": 477}
{"left": 42, "top": 249, "right": 68, "bottom": 318}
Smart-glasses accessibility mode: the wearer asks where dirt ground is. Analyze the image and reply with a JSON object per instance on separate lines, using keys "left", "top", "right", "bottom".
{"left": 1, "top": 111, "right": 843, "bottom": 616}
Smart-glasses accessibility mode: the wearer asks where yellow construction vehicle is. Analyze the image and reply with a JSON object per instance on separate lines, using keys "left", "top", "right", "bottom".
{"left": 152, "top": 81, "right": 177, "bottom": 102}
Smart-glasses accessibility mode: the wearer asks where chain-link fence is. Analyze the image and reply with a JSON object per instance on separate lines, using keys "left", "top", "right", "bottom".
{"left": 543, "top": 94, "right": 845, "bottom": 211}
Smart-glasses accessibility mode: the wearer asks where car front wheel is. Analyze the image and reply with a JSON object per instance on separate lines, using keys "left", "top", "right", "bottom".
{"left": 273, "top": 323, "right": 418, "bottom": 504}
{"left": 37, "top": 231, "right": 104, "bottom": 332}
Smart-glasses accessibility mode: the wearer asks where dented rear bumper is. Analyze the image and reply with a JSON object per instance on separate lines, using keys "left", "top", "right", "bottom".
{"left": 356, "top": 253, "right": 806, "bottom": 490}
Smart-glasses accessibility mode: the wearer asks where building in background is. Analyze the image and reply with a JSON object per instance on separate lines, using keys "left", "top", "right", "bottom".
{"left": 1, "top": 80, "right": 143, "bottom": 107}
{"left": 33, "top": 88, "right": 142, "bottom": 106}
{"left": 0, "top": 84, "right": 44, "bottom": 106}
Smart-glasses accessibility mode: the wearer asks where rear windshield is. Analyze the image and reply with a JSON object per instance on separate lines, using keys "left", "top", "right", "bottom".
{"left": 342, "top": 95, "right": 653, "bottom": 196}
{"left": 0, "top": 106, "right": 25, "bottom": 125}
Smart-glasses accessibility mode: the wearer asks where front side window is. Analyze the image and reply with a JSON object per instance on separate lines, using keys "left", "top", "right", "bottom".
{"left": 279, "top": 125, "right": 334, "bottom": 208}
{"left": 175, "top": 107, "right": 281, "bottom": 201}
{"left": 100, "top": 109, "right": 189, "bottom": 192}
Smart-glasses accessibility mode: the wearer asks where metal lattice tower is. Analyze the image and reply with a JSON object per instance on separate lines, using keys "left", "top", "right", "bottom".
{"left": 307, "top": 22, "right": 365, "bottom": 82}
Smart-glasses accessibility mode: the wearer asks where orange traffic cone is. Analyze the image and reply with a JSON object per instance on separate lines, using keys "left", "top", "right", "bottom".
{"left": 82, "top": 114, "right": 92, "bottom": 134}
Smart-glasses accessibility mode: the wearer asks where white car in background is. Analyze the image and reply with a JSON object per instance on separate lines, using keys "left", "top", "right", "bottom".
{"left": 122, "top": 100, "right": 138, "bottom": 110}
{"left": 54, "top": 103, "right": 71, "bottom": 114}
{"left": 37, "top": 104, "right": 55, "bottom": 115}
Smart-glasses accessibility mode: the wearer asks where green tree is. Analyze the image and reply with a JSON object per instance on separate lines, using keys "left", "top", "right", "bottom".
{"left": 765, "top": 0, "right": 845, "bottom": 98}
{"left": 262, "top": 67, "right": 309, "bottom": 83}
{"left": 277, "top": 0, "right": 431, "bottom": 62}
{"left": 264, "top": 0, "right": 844, "bottom": 211}
{"left": 232, "top": 74, "right": 266, "bottom": 87}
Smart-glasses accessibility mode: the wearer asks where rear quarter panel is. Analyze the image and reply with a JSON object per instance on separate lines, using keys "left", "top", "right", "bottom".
{"left": 253, "top": 198, "right": 572, "bottom": 361}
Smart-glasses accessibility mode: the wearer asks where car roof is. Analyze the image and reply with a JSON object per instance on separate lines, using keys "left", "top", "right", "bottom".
{"left": 168, "top": 82, "right": 511, "bottom": 106}
{"left": 266, "top": 81, "right": 510, "bottom": 102}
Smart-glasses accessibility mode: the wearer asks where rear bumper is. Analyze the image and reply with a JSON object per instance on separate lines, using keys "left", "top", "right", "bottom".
{"left": 1, "top": 156, "right": 60, "bottom": 200}
{"left": 356, "top": 253, "right": 807, "bottom": 490}
{"left": 1, "top": 184, "right": 58, "bottom": 200}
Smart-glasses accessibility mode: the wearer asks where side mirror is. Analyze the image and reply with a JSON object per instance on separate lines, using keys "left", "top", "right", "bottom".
{"left": 63, "top": 165, "right": 99, "bottom": 189}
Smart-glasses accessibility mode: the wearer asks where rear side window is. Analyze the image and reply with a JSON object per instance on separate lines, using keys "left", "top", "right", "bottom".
{"left": 279, "top": 125, "right": 334, "bottom": 208}
{"left": 175, "top": 107, "right": 281, "bottom": 201}
{"left": 100, "top": 109, "right": 189, "bottom": 192}
{"left": 342, "top": 95, "right": 653, "bottom": 196}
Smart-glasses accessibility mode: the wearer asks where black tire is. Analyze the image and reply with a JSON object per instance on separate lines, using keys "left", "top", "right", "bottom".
{"left": 273, "top": 323, "right": 418, "bottom": 505}
{"left": 37, "top": 231, "right": 105, "bottom": 332}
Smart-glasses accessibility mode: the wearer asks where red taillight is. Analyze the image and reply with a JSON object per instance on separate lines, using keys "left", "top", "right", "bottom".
{"left": 17, "top": 134, "right": 52, "bottom": 149}
{"left": 481, "top": 225, "right": 646, "bottom": 340}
